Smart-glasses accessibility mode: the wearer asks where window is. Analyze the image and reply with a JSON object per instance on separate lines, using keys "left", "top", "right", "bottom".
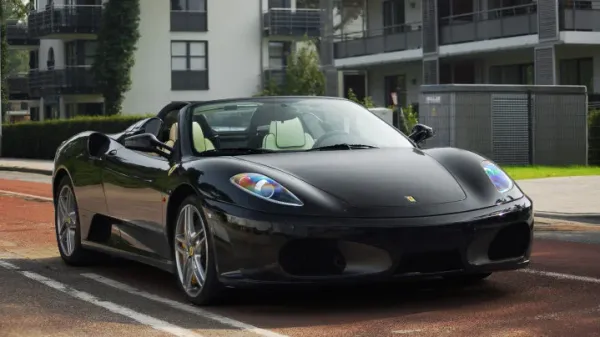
{"left": 489, "top": 63, "right": 534, "bottom": 85}
{"left": 171, "top": 41, "right": 207, "bottom": 71}
{"left": 383, "top": 0, "right": 406, "bottom": 34}
{"left": 171, "top": 41, "right": 209, "bottom": 90}
{"left": 560, "top": 58, "right": 593, "bottom": 92}
{"left": 171, "top": 0, "right": 206, "bottom": 11}
{"left": 268, "top": 41, "right": 290, "bottom": 69}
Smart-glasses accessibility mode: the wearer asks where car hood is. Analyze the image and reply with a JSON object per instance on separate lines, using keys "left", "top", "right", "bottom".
{"left": 236, "top": 148, "right": 467, "bottom": 208}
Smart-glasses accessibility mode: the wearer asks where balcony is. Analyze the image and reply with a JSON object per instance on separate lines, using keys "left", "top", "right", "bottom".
{"left": 560, "top": 0, "right": 600, "bottom": 31}
{"left": 6, "top": 20, "right": 39, "bottom": 48}
{"left": 28, "top": 4, "right": 103, "bottom": 39}
{"left": 263, "top": 8, "right": 321, "bottom": 37}
{"left": 439, "top": 3, "right": 538, "bottom": 45}
{"left": 333, "top": 22, "right": 422, "bottom": 59}
{"left": 28, "top": 66, "right": 99, "bottom": 97}
{"left": 7, "top": 74, "right": 30, "bottom": 100}
{"left": 170, "top": 10, "right": 207, "bottom": 32}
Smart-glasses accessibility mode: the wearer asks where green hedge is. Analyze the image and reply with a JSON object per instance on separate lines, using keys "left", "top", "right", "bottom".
{"left": 1, "top": 115, "right": 149, "bottom": 160}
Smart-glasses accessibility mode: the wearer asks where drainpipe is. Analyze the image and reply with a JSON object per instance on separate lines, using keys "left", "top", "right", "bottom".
{"left": 259, "top": 0, "right": 265, "bottom": 90}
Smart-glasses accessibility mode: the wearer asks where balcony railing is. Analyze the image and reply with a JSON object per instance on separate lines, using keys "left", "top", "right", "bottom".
{"left": 170, "top": 10, "right": 207, "bottom": 32}
{"left": 28, "top": 4, "right": 103, "bottom": 38}
{"left": 7, "top": 74, "right": 30, "bottom": 100}
{"left": 439, "top": 3, "right": 538, "bottom": 45}
{"left": 263, "top": 8, "right": 321, "bottom": 37}
{"left": 6, "top": 20, "right": 39, "bottom": 47}
{"left": 28, "top": 66, "right": 99, "bottom": 96}
{"left": 333, "top": 22, "right": 422, "bottom": 59}
{"left": 560, "top": 0, "right": 600, "bottom": 31}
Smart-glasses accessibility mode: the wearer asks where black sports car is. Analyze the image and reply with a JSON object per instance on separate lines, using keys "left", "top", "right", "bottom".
{"left": 52, "top": 96, "right": 533, "bottom": 305}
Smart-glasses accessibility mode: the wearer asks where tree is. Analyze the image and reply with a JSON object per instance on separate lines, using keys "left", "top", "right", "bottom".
{"left": 92, "top": 0, "right": 141, "bottom": 115}
{"left": 297, "top": 0, "right": 366, "bottom": 32}
{"left": 257, "top": 37, "right": 325, "bottom": 96}
{"left": 1, "top": 0, "right": 29, "bottom": 119}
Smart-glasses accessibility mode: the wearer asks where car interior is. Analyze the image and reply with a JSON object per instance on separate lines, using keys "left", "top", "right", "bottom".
{"left": 147, "top": 101, "right": 357, "bottom": 157}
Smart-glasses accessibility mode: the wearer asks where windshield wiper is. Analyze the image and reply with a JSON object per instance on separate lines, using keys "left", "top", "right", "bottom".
{"left": 198, "top": 148, "right": 276, "bottom": 156}
{"left": 308, "top": 144, "right": 379, "bottom": 151}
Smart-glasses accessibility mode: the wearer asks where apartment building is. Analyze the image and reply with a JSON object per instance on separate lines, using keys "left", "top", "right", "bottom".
{"left": 4, "top": 0, "right": 320, "bottom": 120}
{"left": 327, "top": 0, "right": 600, "bottom": 107}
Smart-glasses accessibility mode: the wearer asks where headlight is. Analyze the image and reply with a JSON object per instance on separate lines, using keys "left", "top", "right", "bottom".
{"left": 482, "top": 160, "right": 514, "bottom": 193}
{"left": 230, "top": 173, "right": 303, "bottom": 206}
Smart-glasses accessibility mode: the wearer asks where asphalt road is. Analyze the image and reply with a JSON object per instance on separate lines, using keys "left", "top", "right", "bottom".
{"left": 1, "top": 171, "right": 600, "bottom": 337}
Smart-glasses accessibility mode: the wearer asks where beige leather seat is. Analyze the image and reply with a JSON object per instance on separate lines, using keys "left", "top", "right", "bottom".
{"left": 192, "top": 121, "right": 215, "bottom": 152}
{"left": 165, "top": 122, "right": 178, "bottom": 149}
{"left": 262, "top": 117, "right": 314, "bottom": 151}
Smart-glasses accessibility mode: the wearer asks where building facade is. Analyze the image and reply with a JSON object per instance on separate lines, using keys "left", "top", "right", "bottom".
{"left": 328, "top": 0, "right": 600, "bottom": 108}
{"left": 5, "top": 0, "right": 320, "bottom": 120}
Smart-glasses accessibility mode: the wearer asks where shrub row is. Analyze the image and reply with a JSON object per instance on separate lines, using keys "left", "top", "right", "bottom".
{"left": 2, "top": 109, "right": 600, "bottom": 163}
{"left": 1, "top": 115, "right": 148, "bottom": 160}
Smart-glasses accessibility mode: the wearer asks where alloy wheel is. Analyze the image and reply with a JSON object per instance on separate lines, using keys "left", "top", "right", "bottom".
{"left": 56, "top": 185, "right": 78, "bottom": 257}
{"left": 174, "top": 204, "right": 210, "bottom": 297}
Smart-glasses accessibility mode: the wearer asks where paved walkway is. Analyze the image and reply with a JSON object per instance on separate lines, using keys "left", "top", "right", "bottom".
{"left": 0, "top": 158, "right": 53, "bottom": 175}
{"left": 0, "top": 158, "right": 598, "bottom": 219}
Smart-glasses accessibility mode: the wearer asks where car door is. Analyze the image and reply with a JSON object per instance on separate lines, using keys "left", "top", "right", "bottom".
{"left": 102, "top": 143, "right": 173, "bottom": 261}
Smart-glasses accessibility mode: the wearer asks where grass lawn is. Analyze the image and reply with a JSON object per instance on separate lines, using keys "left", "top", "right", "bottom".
{"left": 503, "top": 165, "right": 600, "bottom": 180}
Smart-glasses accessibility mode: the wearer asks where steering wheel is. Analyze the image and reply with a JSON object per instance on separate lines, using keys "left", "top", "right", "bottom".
{"left": 312, "top": 130, "right": 352, "bottom": 148}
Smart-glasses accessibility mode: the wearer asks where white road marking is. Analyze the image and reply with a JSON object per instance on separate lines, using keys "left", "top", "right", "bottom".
{"left": 392, "top": 329, "right": 424, "bottom": 334}
{"left": 518, "top": 269, "right": 600, "bottom": 284}
{"left": 0, "top": 260, "right": 19, "bottom": 270}
{"left": 0, "top": 261, "right": 204, "bottom": 337}
{"left": 81, "top": 273, "right": 289, "bottom": 337}
{"left": 0, "top": 189, "right": 53, "bottom": 202}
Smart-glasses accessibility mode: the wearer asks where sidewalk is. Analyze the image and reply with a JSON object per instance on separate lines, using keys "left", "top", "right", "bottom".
{"left": 0, "top": 158, "right": 53, "bottom": 175}
{"left": 0, "top": 158, "right": 598, "bottom": 221}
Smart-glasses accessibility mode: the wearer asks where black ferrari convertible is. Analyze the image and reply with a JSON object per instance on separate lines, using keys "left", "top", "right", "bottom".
{"left": 52, "top": 96, "right": 533, "bottom": 305}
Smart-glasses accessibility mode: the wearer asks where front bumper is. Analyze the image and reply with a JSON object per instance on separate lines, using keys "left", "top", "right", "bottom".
{"left": 203, "top": 197, "right": 533, "bottom": 286}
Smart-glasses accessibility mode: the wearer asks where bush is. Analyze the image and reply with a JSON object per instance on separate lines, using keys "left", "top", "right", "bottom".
{"left": 1, "top": 115, "right": 149, "bottom": 160}
{"left": 589, "top": 109, "right": 600, "bottom": 165}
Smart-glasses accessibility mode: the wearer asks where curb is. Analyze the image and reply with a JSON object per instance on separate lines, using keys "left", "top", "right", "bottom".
{"left": 0, "top": 190, "right": 53, "bottom": 203}
{"left": 0, "top": 166, "right": 53, "bottom": 176}
{"left": 535, "top": 212, "right": 600, "bottom": 225}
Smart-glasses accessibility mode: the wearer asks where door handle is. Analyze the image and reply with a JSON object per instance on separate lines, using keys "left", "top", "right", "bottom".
{"left": 106, "top": 149, "right": 117, "bottom": 157}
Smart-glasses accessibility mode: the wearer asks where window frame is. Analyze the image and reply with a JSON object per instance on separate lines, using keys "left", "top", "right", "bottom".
{"left": 170, "top": 0, "right": 206, "bottom": 12}
{"left": 170, "top": 40, "right": 208, "bottom": 72}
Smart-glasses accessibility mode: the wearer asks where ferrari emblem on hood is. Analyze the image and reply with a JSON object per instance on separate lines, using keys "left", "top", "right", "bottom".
{"left": 405, "top": 196, "right": 416, "bottom": 203}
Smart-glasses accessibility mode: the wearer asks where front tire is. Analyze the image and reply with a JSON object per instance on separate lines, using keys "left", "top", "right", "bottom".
{"left": 54, "top": 176, "right": 94, "bottom": 266}
{"left": 173, "top": 195, "right": 223, "bottom": 305}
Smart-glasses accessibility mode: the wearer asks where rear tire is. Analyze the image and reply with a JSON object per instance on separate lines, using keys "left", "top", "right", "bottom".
{"left": 54, "top": 176, "right": 95, "bottom": 266}
{"left": 172, "top": 194, "right": 224, "bottom": 306}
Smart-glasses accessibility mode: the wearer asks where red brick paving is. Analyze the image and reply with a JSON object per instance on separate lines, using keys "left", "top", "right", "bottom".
{"left": 0, "top": 178, "right": 53, "bottom": 198}
{"left": 1, "top": 178, "right": 600, "bottom": 337}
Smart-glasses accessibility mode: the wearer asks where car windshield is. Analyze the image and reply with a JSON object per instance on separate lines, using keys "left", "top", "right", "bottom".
{"left": 189, "top": 97, "right": 414, "bottom": 155}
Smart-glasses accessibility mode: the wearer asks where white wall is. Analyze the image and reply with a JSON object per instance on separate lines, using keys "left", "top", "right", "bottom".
{"left": 121, "top": 0, "right": 263, "bottom": 115}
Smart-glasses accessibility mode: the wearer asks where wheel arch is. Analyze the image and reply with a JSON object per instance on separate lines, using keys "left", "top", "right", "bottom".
{"left": 53, "top": 166, "right": 74, "bottom": 201}
{"left": 166, "top": 183, "right": 199, "bottom": 246}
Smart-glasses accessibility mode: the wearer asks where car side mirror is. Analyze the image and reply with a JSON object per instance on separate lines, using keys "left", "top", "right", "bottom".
{"left": 124, "top": 132, "right": 173, "bottom": 157}
{"left": 409, "top": 123, "right": 434, "bottom": 146}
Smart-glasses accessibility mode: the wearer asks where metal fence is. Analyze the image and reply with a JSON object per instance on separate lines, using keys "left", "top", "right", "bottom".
{"left": 418, "top": 84, "right": 590, "bottom": 166}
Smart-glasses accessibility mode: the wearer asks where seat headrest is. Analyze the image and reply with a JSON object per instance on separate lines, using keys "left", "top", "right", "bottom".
{"left": 192, "top": 121, "right": 207, "bottom": 152}
{"left": 269, "top": 117, "right": 306, "bottom": 148}
{"left": 169, "top": 122, "right": 178, "bottom": 141}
